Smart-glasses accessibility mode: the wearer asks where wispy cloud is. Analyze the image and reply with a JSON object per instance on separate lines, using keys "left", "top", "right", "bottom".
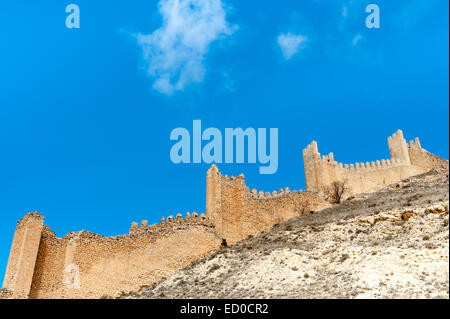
{"left": 134, "top": 0, "right": 236, "bottom": 95}
{"left": 277, "top": 33, "right": 308, "bottom": 60}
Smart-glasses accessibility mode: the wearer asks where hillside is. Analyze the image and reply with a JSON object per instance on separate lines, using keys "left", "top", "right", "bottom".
{"left": 128, "top": 161, "right": 449, "bottom": 299}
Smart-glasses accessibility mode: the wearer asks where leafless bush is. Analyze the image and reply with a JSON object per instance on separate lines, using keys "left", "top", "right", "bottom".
{"left": 294, "top": 200, "right": 310, "bottom": 215}
{"left": 324, "top": 181, "right": 348, "bottom": 204}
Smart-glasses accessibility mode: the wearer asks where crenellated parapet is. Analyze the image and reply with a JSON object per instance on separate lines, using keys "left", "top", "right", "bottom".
{"left": 387, "top": 129, "right": 411, "bottom": 165}
{"left": 129, "top": 211, "right": 209, "bottom": 234}
{"left": 250, "top": 187, "right": 291, "bottom": 199}
{"left": 3, "top": 128, "right": 444, "bottom": 299}
{"left": 205, "top": 164, "right": 326, "bottom": 244}
{"left": 7, "top": 211, "right": 223, "bottom": 299}
{"left": 302, "top": 140, "right": 320, "bottom": 159}
{"left": 408, "top": 137, "right": 421, "bottom": 150}
{"left": 303, "top": 129, "right": 437, "bottom": 196}
{"left": 311, "top": 154, "right": 406, "bottom": 172}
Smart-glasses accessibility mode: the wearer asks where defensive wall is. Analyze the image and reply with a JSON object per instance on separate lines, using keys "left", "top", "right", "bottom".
{"left": 2, "top": 129, "right": 444, "bottom": 298}
{"left": 206, "top": 164, "right": 327, "bottom": 245}
{"left": 2, "top": 169, "right": 326, "bottom": 299}
{"left": 303, "top": 130, "right": 441, "bottom": 195}
{"left": 3, "top": 213, "right": 222, "bottom": 299}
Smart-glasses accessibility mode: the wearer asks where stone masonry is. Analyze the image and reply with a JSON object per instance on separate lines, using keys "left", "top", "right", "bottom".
{"left": 2, "top": 130, "right": 444, "bottom": 298}
{"left": 303, "top": 130, "right": 440, "bottom": 195}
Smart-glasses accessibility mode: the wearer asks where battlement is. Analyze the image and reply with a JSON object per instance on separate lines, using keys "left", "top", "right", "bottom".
{"left": 409, "top": 137, "right": 422, "bottom": 149}
{"left": 3, "top": 211, "right": 222, "bottom": 299}
{"left": 387, "top": 129, "right": 411, "bottom": 165}
{"left": 2, "top": 129, "right": 443, "bottom": 299}
{"left": 303, "top": 130, "right": 436, "bottom": 195}
{"left": 302, "top": 140, "right": 320, "bottom": 158}
{"left": 311, "top": 154, "right": 407, "bottom": 171}
{"left": 206, "top": 164, "right": 326, "bottom": 245}
{"left": 129, "top": 211, "right": 209, "bottom": 234}
{"left": 249, "top": 186, "right": 291, "bottom": 199}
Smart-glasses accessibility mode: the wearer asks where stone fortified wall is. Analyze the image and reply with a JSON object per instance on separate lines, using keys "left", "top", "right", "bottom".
{"left": 4, "top": 213, "right": 223, "bottom": 299}
{"left": 2, "top": 129, "right": 443, "bottom": 299}
{"left": 302, "top": 130, "right": 439, "bottom": 195}
{"left": 2, "top": 169, "right": 326, "bottom": 299}
{"left": 206, "top": 164, "right": 327, "bottom": 245}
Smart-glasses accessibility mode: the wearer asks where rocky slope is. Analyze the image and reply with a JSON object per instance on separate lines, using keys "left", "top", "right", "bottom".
{"left": 129, "top": 163, "right": 449, "bottom": 299}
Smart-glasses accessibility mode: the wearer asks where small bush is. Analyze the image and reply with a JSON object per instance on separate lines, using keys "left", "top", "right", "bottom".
{"left": 324, "top": 181, "right": 349, "bottom": 205}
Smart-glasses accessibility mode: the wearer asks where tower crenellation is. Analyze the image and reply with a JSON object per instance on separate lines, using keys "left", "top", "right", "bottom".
{"left": 302, "top": 129, "right": 433, "bottom": 195}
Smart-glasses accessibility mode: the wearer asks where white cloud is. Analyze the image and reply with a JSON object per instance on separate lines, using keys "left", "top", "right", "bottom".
{"left": 277, "top": 32, "right": 308, "bottom": 60}
{"left": 135, "top": 0, "right": 235, "bottom": 95}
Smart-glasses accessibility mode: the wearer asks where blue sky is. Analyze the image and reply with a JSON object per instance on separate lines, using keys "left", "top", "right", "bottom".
{"left": 0, "top": 0, "right": 448, "bottom": 284}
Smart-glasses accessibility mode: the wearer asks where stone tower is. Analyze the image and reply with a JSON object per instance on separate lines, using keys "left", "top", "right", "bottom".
{"left": 3, "top": 212, "right": 44, "bottom": 298}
